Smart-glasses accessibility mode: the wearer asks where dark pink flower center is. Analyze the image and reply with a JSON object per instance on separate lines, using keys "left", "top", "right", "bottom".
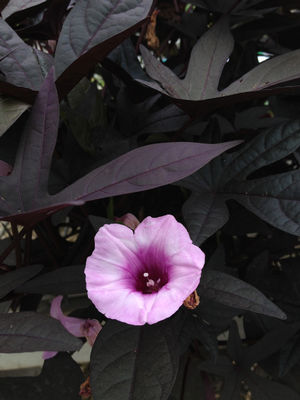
{"left": 135, "top": 270, "right": 168, "bottom": 294}
{"left": 132, "top": 247, "right": 169, "bottom": 294}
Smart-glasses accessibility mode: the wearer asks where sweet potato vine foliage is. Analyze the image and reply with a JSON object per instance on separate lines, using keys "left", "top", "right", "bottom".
{"left": 1, "top": 0, "right": 300, "bottom": 400}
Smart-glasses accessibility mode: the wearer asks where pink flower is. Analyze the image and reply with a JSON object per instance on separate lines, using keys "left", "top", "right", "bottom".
{"left": 43, "top": 295, "right": 102, "bottom": 359}
{"left": 85, "top": 215, "right": 205, "bottom": 326}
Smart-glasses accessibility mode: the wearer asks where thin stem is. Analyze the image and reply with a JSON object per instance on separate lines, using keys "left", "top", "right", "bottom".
{"left": 35, "top": 225, "right": 59, "bottom": 268}
{"left": 42, "top": 219, "right": 63, "bottom": 256}
{"left": 0, "top": 226, "right": 27, "bottom": 266}
{"left": 11, "top": 222, "right": 22, "bottom": 268}
{"left": 227, "top": 0, "right": 241, "bottom": 14}
{"left": 24, "top": 229, "right": 32, "bottom": 266}
{"left": 173, "top": 0, "right": 180, "bottom": 14}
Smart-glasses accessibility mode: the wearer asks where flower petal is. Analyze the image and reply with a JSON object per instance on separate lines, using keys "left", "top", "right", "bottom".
{"left": 81, "top": 319, "right": 102, "bottom": 345}
{"left": 134, "top": 215, "right": 192, "bottom": 258}
{"left": 50, "top": 295, "right": 86, "bottom": 337}
{"left": 43, "top": 351, "right": 57, "bottom": 360}
{"left": 85, "top": 215, "right": 206, "bottom": 326}
{"left": 85, "top": 223, "right": 142, "bottom": 294}
{"left": 87, "top": 286, "right": 148, "bottom": 325}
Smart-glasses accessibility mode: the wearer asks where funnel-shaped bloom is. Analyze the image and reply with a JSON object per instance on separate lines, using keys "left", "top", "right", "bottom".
{"left": 85, "top": 215, "right": 205, "bottom": 325}
{"left": 43, "top": 295, "right": 102, "bottom": 359}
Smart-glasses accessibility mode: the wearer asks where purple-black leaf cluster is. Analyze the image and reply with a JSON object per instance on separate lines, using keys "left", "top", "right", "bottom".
{"left": 0, "top": 0, "right": 300, "bottom": 399}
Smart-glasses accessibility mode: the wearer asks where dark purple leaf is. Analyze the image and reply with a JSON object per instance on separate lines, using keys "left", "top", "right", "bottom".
{"left": 0, "top": 96, "right": 29, "bottom": 136}
{"left": 0, "top": 264, "right": 43, "bottom": 299}
{"left": 182, "top": 192, "right": 229, "bottom": 245}
{"left": 56, "top": 140, "right": 241, "bottom": 203}
{"left": 16, "top": 265, "right": 85, "bottom": 295}
{"left": 227, "top": 322, "right": 243, "bottom": 362}
{"left": 0, "top": 18, "right": 53, "bottom": 92}
{"left": 246, "top": 373, "right": 300, "bottom": 400}
{"left": 0, "top": 160, "right": 12, "bottom": 176}
{"left": 55, "top": 0, "right": 153, "bottom": 98}
{"left": 279, "top": 334, "right": 300, "bottom": 376}
{"left": 221, "top": 371, "right": 242, "bottom": 400}
{"left": 180, "top": 120, "right": 300, "bottom": 238}
{"left": 199, "top": 355, "right": 232, "bottom": 377}
{"left": 0, "top": 353, "right": 84, "bottom": 400}
{"left": 91, "top": 320, "right": 178, "bottom": 400}
{"left": 200, "top": 270, "right": 286, "bottom": 319}
{"left": 243, "top": 323, "right": 300, "bottom": 368}
{"left": 1, "top": 0, "right": 46, "bottom": 19}
{"left": 138, "top": 17, "right": 300, "bottom": 114}
{"left": 0, "top": 312, "right": 82, "bottom": 352}
{"left": 0, "top": 67, "right": 241, "bottom": 225}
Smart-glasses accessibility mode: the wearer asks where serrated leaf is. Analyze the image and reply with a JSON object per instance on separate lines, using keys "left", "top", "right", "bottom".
{"left": 200, "top": 270, "right": 286, "bottom": 319}
{"left": 16, "top": 265, "right": 85, "bottom": 294}
{"left": 0, "top": 96, "right": 29, "bottom": 136}
{"left": 90, "top": 320, "right": 178, "bottom": 400}
{"left": 0, "top": 353, "right": 84, "bottom": 400}
{"left": 0, "top": 264, "right": 43, "bottom": 299}
{"left": 55, "top": 0, "right": 153, "bottom": 98}
{"left": 2, "top": 0, "right": 46, "bottom": 19}
{"left": 0, "top": 312, "right": 82, "bottom": 352}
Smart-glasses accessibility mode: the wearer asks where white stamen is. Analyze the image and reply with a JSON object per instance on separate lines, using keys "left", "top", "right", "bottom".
{"left": 146, "top": 279, "right": 155, "bottom": 287}
{"left": 143, "top": 272, "right": 149, "bottom": 277}
{"left": 157, "top": 278, "right": 161, "bottom": 284}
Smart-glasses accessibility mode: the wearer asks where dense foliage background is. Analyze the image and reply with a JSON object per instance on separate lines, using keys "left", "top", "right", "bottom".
{"left": 1, "top": 0, "right": 300, "bottom": 399}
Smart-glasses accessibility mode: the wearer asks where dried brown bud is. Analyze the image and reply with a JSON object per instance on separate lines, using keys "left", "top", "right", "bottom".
{"left": 79, "top": 376, "right": 91, "bottom": 399}
{"left": 183, "top": 290, "right": 200, "bottom": 310}
{"left": 115, "top": 213, "right": 140, "bottom": 230}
